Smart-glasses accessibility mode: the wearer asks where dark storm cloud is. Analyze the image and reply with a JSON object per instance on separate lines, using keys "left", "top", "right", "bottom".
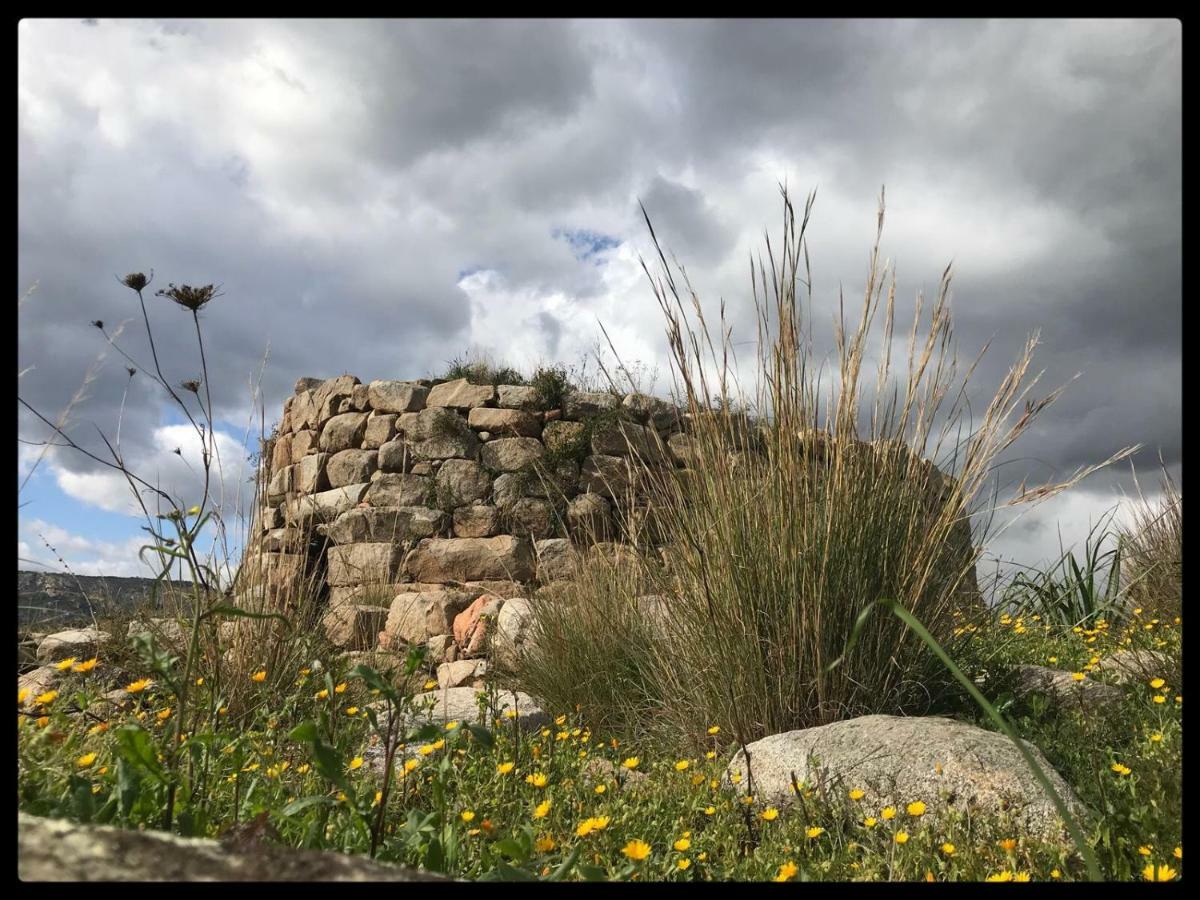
{"left": 18, "top": 18, "right": 1179, "bottom": 571}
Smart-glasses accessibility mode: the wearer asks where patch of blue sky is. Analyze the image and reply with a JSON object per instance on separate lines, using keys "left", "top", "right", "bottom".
{"left": 553, "top": 228, "right": 621, "bottom": 264}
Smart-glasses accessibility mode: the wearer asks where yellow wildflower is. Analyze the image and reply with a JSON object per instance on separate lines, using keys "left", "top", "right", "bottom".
{"left": 251, "top": 670, "right": 267, "bottom": 682}
{"left": 461, "top": 810, "right": 475, "bottom": 823}
{"left": 622, "top": 756, "right": 639, "bottom": 770}
{"left": 54, "top": 657, "right": 77, "bottom": 671}
{"left": 677, "top": 859, "right": 691, "bottom": 871}
{"left": 76, "top": 752, "right": 97, "bottom": 767}
{"left": 760, "top": 808, "right": 779, "bottom": 822}
{"left": 674, "top": 837, "right": 691, "bottom": 852}
{"left": 906, "top": 801, "right": 926, "bottom": 817}
{"left": 774, "top": 862, "right": 798, "bottom": 882}
{"left": 533, "top": 799, "right": 551, "bottom": 819}
{"left": 1143, "top": 864, "right": 1177, "bottom": 882}
{"left": 707, "top": 725, "right": 721, "bottom": 735}
{"left": 73, "top": 658, "right": 99, "bottom": 673}
{"left": 349, "top": 756, "right": 363, "bottom": 770}
{"left": 535, "top": 836, "right": 557, "bottom": 852}
{"left": 525, "top": 772, "right": 549, "bottom": 788}
{"left": 704, "top": 806, "right": 715, "bottom": 816}
{"left": 895, "top": 831, "right": 909, "bottom": 844}
{"left": 675, "top": 760, "right": 689, "bottom": 771}
{"left": 35, "top": 690, "right": 59, "bottom": 706}
{"left": 942, "top": 843, "right": 955, "bottom": 855}
{"left": 806, "top": 826, "right": 825, "bottom": 839}
{"left": 334, "top": 682, "right": 347, "bottom": 693}
{"left": 1150, "top": 678, "right": 1166, "bottom": 689}
{"left": 881, "top": 807, "right": 896, "bottom": 820}
{"left": 622, "top": 840, "right": 651, "bottom": 861}
{"left": 497, "top": 762, "right": 515, "bottom": 775}
{"left": 848, "top": 789, "right": 865, "bottom": 801}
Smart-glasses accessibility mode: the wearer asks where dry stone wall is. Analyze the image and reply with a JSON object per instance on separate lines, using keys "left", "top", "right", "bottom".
{"left": 241, "top": 374, "right": 691, "bottom": 682}
{"left": 241, "top": 373, "right": 980, "bottom": 684}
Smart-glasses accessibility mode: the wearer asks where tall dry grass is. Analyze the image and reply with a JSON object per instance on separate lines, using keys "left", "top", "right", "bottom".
{"left": 515, "top": 187, "right": 1134, "bottom": 752}
{"left": 1119, "top": 466, "right": 1182, "bottom": 618}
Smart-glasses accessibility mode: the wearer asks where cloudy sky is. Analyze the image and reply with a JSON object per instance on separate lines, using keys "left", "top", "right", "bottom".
{"left": 17, "top": 18, "right": 1180, "bottom": 587}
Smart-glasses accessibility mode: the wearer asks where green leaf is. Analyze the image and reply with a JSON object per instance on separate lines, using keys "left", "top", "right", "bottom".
{"left": 544, "top": 845, "right": 582, "bottom": 881}
{"left": 466, "top": 723, "right": 495, "bottom": 749}
{"left": 114, "top": 724, "right": 166, "bottom": 783}
{"left": 289, "top": 720, "right": 321, "bottom": 743}
{"left": 281, "top": 794, "right": 336, "bottom": 816}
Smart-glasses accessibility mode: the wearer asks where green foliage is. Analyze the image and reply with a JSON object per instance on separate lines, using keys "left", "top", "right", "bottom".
{"left": 1003, "top": 511, "right": 1126, "bottom": 628}
{"left": 442, "top": 354, "right": 526, "bottom": 386}
{"left": 528, "top": 365, "right": 572, "bottom": 410}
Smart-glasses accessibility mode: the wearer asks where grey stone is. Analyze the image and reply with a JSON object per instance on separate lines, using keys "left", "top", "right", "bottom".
{"left": 437, "top": 659, "right": 487, "bottom": 689}
{"left": 295, "top": 376, "right": 324, "bottom": 394}
{"left": 1092, "top": 649, "right": 1175, "bottom": 685}
{"left": 19, "top": 666, "right": 60, "bottom": 707}
{"left": 481, "top": 437, "right": 544, "bottom": 473}
{"left": 724, "top": 714, "right": 1089, "bottom": 840}
{"left": 326, "top": 543, "right": 405, "bottom": 587}
{"left": 492, "top": 473, "right": 524, "bottom": 510}
{"left": 350, "top": 383, "right": 371, "bottom": 411}
{"left": 467, "top": 407, "right": 542, "bottom": 437}
{"left": 286, "top": 483, "right": 368, "bottom": 524}
{"left": 36, "top": 627, "right": 111, "bottom": 664}
{"left": 381, "top": 590, "right": 476, "bottom": 645}
{"left": 1011, "top": 665, "right": 1125, "bottom": 710}
{"left": 365, "top": 473, "right": 432, "bottom": 508}
{"left": 542, "top": 420, "right": 586, "bottom": 455}
{"left": 590, "top": 420, "right": 665, "bottom": 461}
{"left": 497, "top": 385, "right": 541, "bottom": 410}
{"left": 319, "top": 412, "right": 369, "bottom": 453}
{"left": 426, "top": 378, "right": 496, "bottom": 410}
{"left": 325, "top": 507, "right": 444, "bottom": 544}
{"left": 290, "top": 429, "right": 319, "bottom": 464}
{"left": 667, "top": 432, "right": 700, "bottom": 468}
{"left": 434, "top": 459, "right": 492, "bottom": 510}
{"left": 453, "top": 505, "right": 500, "bottom": 538}
{"left": 295, "top": 453, "right": 329, "bottom": 493}
{"left": 492, "top": 598, "right": 535, "bottom": 670}
{"left": 563, "top": 391, "right": 620, "bottom": 419}
{"left": 377, "top": 439, "right": 413, "bottom": 473}
{"left": 403, "top": 536, "right": 535, "bottom": 583}
{"left": 409, "top": 408, "right": 480, "bottom": 460}
{"left": 362, "top": 413, "right": 399, "bottom": 449}
{"left": 326, "top": 449, "right": 378, "bottom": 488}
{"left": 322, "top": 603, "right": 389, "bottom": 650}
{"left": 367, "top": 380, "right": 429, "bottom": 414}
{"left": 535, "top": 538, "right": 578, "bottom": 582}
{"left": 270, "top": 433, "right": 292, "bottom": 473}
{"left": 507, "top": 497, "right": 558, "bottom": 540}
{"left": 266, "top": 464, "right": 294, "bottom": 503}
{"left": 579, "top": 454, "right": 637, "bottom": 500}
{"left": 17, "top": 812, "right": 450, "bottom": 882}
{"left": 566, "top": 492, "right": 614, "bottom": 542}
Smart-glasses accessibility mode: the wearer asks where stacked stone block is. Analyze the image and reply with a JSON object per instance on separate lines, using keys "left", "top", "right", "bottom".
{"left": 245, "top": 374, "right": 690, "bottom": 675}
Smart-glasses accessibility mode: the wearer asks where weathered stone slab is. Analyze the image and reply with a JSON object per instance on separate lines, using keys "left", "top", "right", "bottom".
{"left": 507, "top": 497, "right": 558, "bottom": 540}
{"left": 325, "top": 506, "right": 444, "bottom": 544}
{"left": 408, "top": 408, "right": 480, "bottom": 460}
{"left": 381, "top": 590, "right": 476, "bottom": 645}
{"left": 319, "top": 412, "right": 369, "bottom": 453}
{"left": 535, "top": 538, "right": 578, "bottom": 582}
{"left": 434, "top": 459, "right": 492, "bottom": 509}
{"left": 36, "top": 627, "right": 111, "bottom": 664}
{"left": 426, "top": 378, "right": 496, "bottom": 410}
{"left": 295, "top": 452, "right": 329, "bottom": 493}
{"left": 326, "top": 449, "right": 378, "bottom": 488}
{"left": 326, "top": 543, "right": 405, "bottom": 587}
{"left": 367, "top": 380, "right": 429, "bottom": 414}
{"left": 377, "top": 439, "right": 413, "bottom": 473}
{"left": 481, "top": 437, "right": 544, "bottom": 473}
{"left": 287, "top": 483, "right": 368, "bottom": 524}
{"left": 323, "top": 603, "right": 389, "bottom": 651}
{"left": 453, "top": 505, "right": 500, "bottom": 538}
{"left": 362, "top": 413, "right": 398, "bottom": 449}
{"left": 563, "top": 391, "right": 620, "bottom": 419}
{"left": 724, "top": 715, "right": 1089, "bottom": 840}
{"left": 365, "top": 473, "right": 432, "bottom": 508}
{"left": 466, "top": 408, "right": 542, "bottom": 437}
{"left": 290, "top": 429, "right": 319, "bottom": 464}
{"left": 542, "top": 420, "right": 586, "bottom": 455}
{"left": 497, "top": 385, "right": 541, "bottom": 410}
{"left": 403, "top": 536, "right": 535, "bottom": 583}
{"left": 566, "top": 492, "right": 614, "bottom": 542}
{"left": 579, "top": 454, "right": 637, "bottom": 499}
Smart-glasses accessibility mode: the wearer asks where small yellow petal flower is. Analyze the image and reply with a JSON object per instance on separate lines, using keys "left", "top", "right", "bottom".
{"left": 1072, "top": 672, "right": 1086, "bottom": 682}
{"left": 533, "top": 799, "right": 551, "bottom": 819}
{"left": 251, "top": 670, "right": 267, "bottom": 682}
{"left": 704, "top": 806, "right": 715, "bottom": 816}
{"left": 349, "top": 756, "right": 364, "bottom": 770}
{"left": 595, "top": 784, "right": 607, "bottom": 794}
{"left": 674, "top": 837, "right": 691, "bottom": 852}
{"left": 461, "top": 810, "right": 475, "bottom": 823}
{"left": 315, "top": 689, "right": 329, "bottom": 700}
{"left": 806, "top": 826, "right": 825, "bottom": 839}
{"left": 774, "top": 862, "right": 798, "bottom": 882}
{"left": 675, "top": 759, "right": 689, "bottom": 771}
{"left": 622, "top": 756, "right": 639, "bottom": 770}
{"left": 535, "top": 836, "right": 557, "bottom": 852}
{"left": 1143, "top": 864, "right": 1177, "bottom": 882}
{"left": 881, "top": 807, "right": 896, "bottom": 820}
{"left": 1153, "top": 695, "right": 1166, "bottom": 704}
{"left": 622, "top": 840, "right": 651, "bottom": 861}
{"left": 497, "top": 762, "right": 515, "bottom": 775}
{"left": 35, "top": 690, "right": 59, "bottom": 706}
{"left": 76, "top": 752, "right": 97, "bottom": 767}
{"left": 895, "top": 831, "right": 909, "bottom": 844}
{"left": 54, "top": 657, "right": 77, "bottom": 671}
{"left": 1138, "top": 846, "right": 1153, "bottom": 857}
{"left": 941, "top": 843, "right": 955, "bottom": 855}
{"left": 525, "top": 772, "right": 549, "bottom": 788}
{"left": 863, "top": 817, "right": 877, "bottom": 828}
{"left": 707, "top": 725, "right": 721, "bottom": 735}
{"left": 677, "top": 859, "right": 691, "bottom": 871}
{"left": 156, "top": 707, "right": 172, "bottom": 721}
{"left": 998, "top": 838, "right": 1017, "bottom": 851}
{"left": 760, "top": 808, "right": 779, "bottom": 822}
{"left": 848, "top": 788, "right": 865, "bottom": 801}
{"left": 17, "top": 688, "right": 29, "bottom": 705}
{"left": 906, "top": 801, "right": 926, "bottom": 817}
{"left": 1150, "top": 678, "right": 1166, "bottom": 689}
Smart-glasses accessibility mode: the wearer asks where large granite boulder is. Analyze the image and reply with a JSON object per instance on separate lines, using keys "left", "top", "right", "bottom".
{"left": 724, "top": 714, "right": 1088, "bottom": 839}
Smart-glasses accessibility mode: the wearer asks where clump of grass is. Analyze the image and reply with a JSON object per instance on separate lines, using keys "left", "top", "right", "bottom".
{"left": 517, "top": 187, "right": 1134, "bottom": 752}
{"left": 528, "top": 364, "right": 572, "bottom": 409}
{"left": 1118, "top": 467, "right": 1181, "bottom": 619}
{"left": 441, "top": 352, "right": 526, "bottom": 386}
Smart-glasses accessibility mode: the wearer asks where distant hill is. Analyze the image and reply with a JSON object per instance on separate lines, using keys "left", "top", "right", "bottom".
{"left": 17, "top": 570, "right": 195, "bottom": 631}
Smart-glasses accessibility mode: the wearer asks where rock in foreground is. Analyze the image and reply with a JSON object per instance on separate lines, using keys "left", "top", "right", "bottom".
{"left": 724, "top": 714, "right": 1088, "bottom": 839}
{"left": 18, "top": 813, "right": 450, "bottom": 881}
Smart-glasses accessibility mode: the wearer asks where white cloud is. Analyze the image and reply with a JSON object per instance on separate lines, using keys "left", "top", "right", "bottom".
{"left": 18, "top": 524, "right": 157, "bottom": 578}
